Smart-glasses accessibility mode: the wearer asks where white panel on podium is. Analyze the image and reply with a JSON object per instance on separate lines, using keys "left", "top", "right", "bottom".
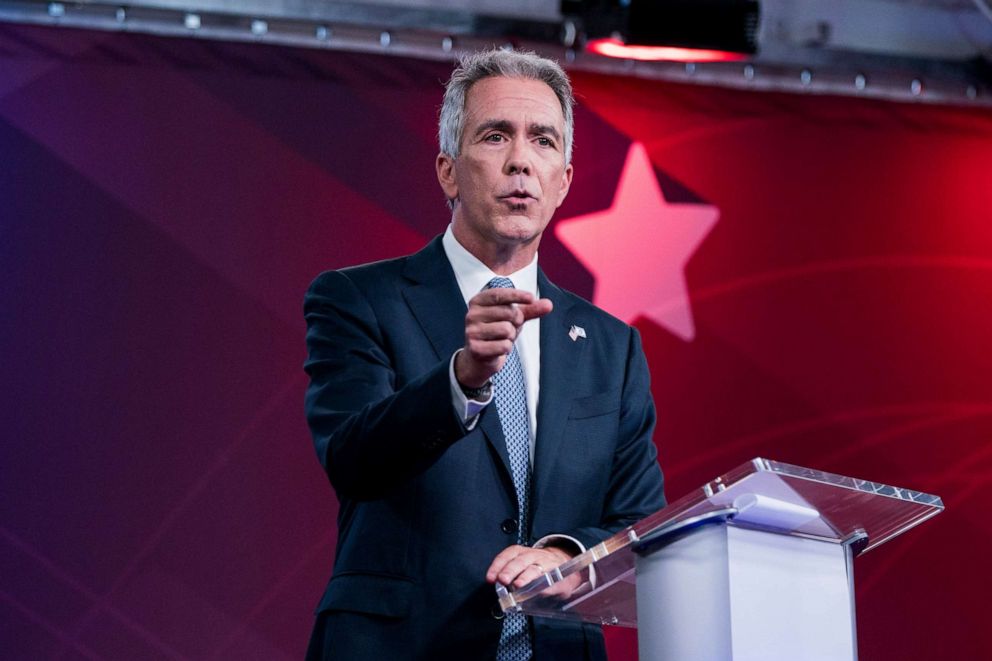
{"left": 636, "top": 523, "right": 856, "bottom": 661}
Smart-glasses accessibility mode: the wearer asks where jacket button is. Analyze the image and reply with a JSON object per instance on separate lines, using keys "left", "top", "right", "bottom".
{"left": 500, "top": 519, "right": 518, "bottom": 535}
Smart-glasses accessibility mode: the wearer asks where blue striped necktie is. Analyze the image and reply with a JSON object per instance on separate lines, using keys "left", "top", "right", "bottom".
{"left": 487, "top": 276, "right": 534, "bottom": 661}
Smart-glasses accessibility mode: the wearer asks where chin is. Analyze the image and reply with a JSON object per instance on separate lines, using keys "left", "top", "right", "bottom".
{"left": 495, "top": 214, "right": 547, "bottom": 240}
{"left": 494, "top": 225, "right": 541, "bottom": 246}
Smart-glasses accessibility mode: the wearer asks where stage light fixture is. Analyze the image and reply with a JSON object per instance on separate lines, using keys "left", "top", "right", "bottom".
{"left": 563, "top": 0, "right": 760, "bottom": 62}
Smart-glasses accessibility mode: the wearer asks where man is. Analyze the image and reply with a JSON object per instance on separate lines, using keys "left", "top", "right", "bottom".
{"left": 303, "top": 49, "right": 665, "bottom": 660}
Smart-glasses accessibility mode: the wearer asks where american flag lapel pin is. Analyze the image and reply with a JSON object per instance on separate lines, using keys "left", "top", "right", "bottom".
{"left": 568, "top": 325, "right": 586, "bottom": 342}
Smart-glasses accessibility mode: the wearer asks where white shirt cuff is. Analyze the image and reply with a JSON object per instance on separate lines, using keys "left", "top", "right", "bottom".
{"left": 534, "top": 534, "right": 597, "bottom": 589}
{"left": 449, "top": 350, "right": 492, "bottom": 429}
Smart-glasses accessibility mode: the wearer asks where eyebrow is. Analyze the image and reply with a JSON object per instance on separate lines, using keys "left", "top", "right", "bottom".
{"left": 530, "top": 124, "right": 561, "bottom": 141}
{"left": 473, "top": 119, "right": 514, "bottom": 138}
{"left": 473, "top": 119, "right": 562, "bottom": 142}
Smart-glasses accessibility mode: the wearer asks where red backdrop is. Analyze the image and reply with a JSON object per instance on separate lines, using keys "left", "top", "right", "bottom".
{"left": 1, "top": 23, "right": 990, "bottom": 660}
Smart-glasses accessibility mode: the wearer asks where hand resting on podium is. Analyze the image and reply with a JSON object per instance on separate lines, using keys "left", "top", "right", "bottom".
{"left": 486, "top": 543, "right": 584, "bottom": 600}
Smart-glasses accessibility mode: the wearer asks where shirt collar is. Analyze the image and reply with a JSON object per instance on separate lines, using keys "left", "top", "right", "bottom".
{"left": 442, "top": 224, "right": 539, "bottom": 305}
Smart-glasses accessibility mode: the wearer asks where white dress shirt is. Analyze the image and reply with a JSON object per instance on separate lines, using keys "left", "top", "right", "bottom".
{"left": 443, "top": 224, "right": 540, "bottom": 461}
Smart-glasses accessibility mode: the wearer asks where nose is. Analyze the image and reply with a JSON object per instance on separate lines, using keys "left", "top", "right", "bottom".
{"left": 504, "top": 140, "right": 532, "bottom": 176}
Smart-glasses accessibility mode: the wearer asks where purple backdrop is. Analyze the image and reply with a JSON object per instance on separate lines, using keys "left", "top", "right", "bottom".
{"left": 2, "top": 22, "right": 992, "bottom": 660}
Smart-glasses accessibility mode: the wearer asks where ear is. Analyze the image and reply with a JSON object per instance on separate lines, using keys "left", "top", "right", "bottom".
{"left": 436, "top": 152, "right": 458, "bottom": 202}
{"left": 554, "top": 162, "right": 574, "bottom": 209}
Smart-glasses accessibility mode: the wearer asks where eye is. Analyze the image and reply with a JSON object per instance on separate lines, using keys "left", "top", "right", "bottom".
{"left": 536, "top": 136, "right": 555, "bottom": 148}
{"left": 484, "top": 133, "right": 505, "bottom": 143}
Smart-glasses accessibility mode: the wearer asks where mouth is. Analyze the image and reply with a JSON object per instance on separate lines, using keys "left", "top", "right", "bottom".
{"left": 499, "top": 190, "right": 536, "bottom": 204}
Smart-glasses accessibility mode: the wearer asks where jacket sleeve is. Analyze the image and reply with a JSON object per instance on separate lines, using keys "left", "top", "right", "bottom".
{"left": 303, "top": 269, "right": 467, "bottom": 501}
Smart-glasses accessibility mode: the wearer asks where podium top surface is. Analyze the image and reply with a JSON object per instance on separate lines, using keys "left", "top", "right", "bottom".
{"left": 497, "top": 457, "right": 943, "bottom": 627}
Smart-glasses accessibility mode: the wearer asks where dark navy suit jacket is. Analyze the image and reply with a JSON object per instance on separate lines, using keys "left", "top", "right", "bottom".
{"left": 303, "top": 235, "right": 666, "bottom": 660}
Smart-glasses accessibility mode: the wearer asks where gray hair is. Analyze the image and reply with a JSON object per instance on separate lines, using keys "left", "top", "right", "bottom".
{"left": 438, "top": 49, "right": 575, "bottom": 165}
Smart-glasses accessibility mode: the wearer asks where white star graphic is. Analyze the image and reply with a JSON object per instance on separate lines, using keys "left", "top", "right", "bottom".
{"left": 556, "top": 142, "right": 719, "bottom": 341}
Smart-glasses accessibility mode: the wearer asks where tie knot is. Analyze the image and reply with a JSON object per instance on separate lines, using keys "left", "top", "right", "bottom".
{"left": 487, "top": 277, "right": 515, "bottom": 290}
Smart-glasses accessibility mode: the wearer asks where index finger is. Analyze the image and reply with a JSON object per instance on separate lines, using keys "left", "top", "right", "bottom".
{"left": 471, "top": 288, "right": 535, "bottom": 307}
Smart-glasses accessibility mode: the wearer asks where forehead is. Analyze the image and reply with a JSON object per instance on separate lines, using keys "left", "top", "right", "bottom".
{"left": 462, "top": 76, "right": 564, "bottom": 127}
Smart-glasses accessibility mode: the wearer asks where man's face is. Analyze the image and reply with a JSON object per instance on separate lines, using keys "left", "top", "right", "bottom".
{"left": 438, "top": 76, "right": 573, "bottom": 254}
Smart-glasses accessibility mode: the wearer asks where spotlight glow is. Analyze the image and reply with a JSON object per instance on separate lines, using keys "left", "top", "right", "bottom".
{"left": 587, "top": 38, "right": 749, "bottom": 63}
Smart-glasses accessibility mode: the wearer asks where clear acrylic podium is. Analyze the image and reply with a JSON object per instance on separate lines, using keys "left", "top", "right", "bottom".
{"left": 497, "top": 458, "right": 943, "bottom": 660}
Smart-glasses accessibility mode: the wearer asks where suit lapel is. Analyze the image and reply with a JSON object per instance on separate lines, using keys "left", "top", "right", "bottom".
{"left": 401, "top": 236, "right": 467, "bottom": 362}
{"left": 401, "top": 236, "right": 513, "bottom": 478}
{"left": 532, "top": 270, "right": 584, "bottom": 512}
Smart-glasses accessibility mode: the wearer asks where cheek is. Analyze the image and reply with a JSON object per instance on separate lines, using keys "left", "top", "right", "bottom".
{"left": 459, "top": 162, "right": 491, "bottom": 192}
